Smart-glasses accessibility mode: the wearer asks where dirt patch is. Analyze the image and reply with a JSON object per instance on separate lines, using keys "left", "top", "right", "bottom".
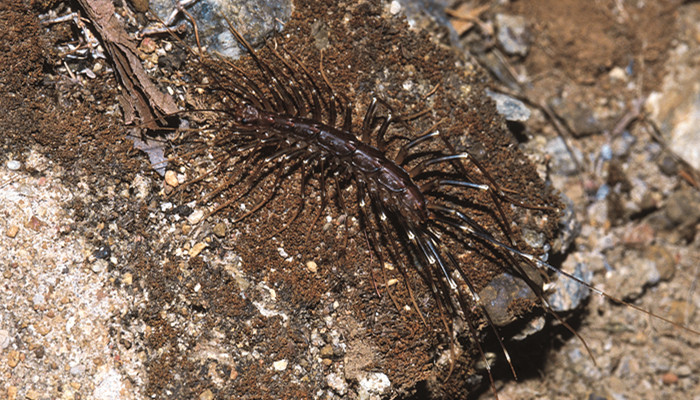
{"left": 510, "top": 0, "right": 679, "bottom": 90}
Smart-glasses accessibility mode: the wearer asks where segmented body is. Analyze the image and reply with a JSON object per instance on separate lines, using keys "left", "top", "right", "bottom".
{"left": 236, "top": 105, "right": 430, "bottom": 223}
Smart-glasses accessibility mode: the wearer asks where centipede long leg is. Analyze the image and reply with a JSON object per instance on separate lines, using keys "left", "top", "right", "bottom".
{"left": 305, "top": 157, "right": 328, "bottom": 239}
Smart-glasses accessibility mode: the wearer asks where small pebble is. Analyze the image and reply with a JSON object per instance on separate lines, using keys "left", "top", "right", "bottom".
{"left": 93, "top": 245, "right": 111, "bottom": 259}
{"left": 306, "top": 261, "right": 318, "bottom": 273}
{"left": 164, "top": 170, "right": 179, "bottom": 187}
{"left": 0, "top": 329, "right": 10, "bottom": 349}
{"left": 189, "top": 242, "right": 208, "bottom": 257}
{"left": 326, "top": 372, "right": 347, "bottom": 395}
{"left": 92, "top": 259, "right": 108, "bottom": 274}
{"left": 25, "top": 390, "right": 40, "bottom": 400}
{"left": 187, "top": 209, "right": 205, "bottom": 224}
{"left": 5, "top": 225, "right": 19, "bottom": 238}
{"left": 7, "top": 350, "right": 20, "bottom": 368}
{"left": 495, "top": 14, "right": 530, "bottom": 56}
{"left": 359, "top": 372, "right": 391, "bottom": 397}
{"left": 7, "top": 160, "right": 21, "bottom": 170}
{"left": 661, "top": 372, "right": 679, "bottom": 385}
{"left": 320, "top": 344, "right": 334, "bottom": 358}
{"left": 70, "top": 363, "right": 86, "bottom": 375}
{"left": 36, "top": 321, "right": 52, "bottom": 336}
{"left": 123, "top": 272, "right": 133, "bottom": 285}
{"left": 199, "top": 389, "right": 214, "bottom": 400}
{"left": 7, "top": 386, "right": 17, "bottom": 400}
{"left": 272, "top": 359, "right": 288, "bottom": 371}
{"left": 138, "top": 37, "right": 158, "bottom": 54}
{"left": 212, "top": 222, "right": 226, "bottom": 238}
{"left": 676, "top": 365, "right": 692, "bottom": 377}
{"left": 25, "top": 215, "right": 45, "bottom": 231}
{"left": 32, "top": 293, "right": 46, "bottom": 309}
{"left": 389, "top": 0, "right": 401, "bottom": 14}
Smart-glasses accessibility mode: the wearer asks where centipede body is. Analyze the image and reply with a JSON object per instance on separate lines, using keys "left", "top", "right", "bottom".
{"left": 162, "top": 1, "right": 564, "bottom": 398}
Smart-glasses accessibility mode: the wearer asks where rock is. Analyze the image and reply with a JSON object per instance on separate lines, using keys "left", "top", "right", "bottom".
{"left": 164, "top": 170, "right": 179, "bottom": 187}
{"left": 189, "top": 242, "right": 208, "bottom": 257}
{"left": 645, "top": 7, "right": 700, "bottom": 171}
{"left": 91, "top": 259, "right": 108, "bottom": 274}
{"left": 545, "top": 137, "right": 584, "bottom": 176}
{"left": 5, "top": 225, "right": 19, "bottom": 238}
{"left": 326, "top": 372, "right": 347, "bottom": 395}
{"left": 548, "top": 262, "right": 593, "bottom": 312}
{"left": 25, "top": 215, "right": 45, "bottom": 231}
{"left": 7, "top": 350, "right": 20, "bottom": 368}
{"left": 495, "top": 14, "right": 530, "bottom": 56}
{"left": 485, "top": 89, "right": 531, "bottom": 121}
{"left": 358, "top": 372, "right": 391, "bottom": 400}
{"left": 93, "top": 245, "right": 111, "bottom": 260}
{"left": 25, "top": 389, "right": 40, "bottom": 400}
{"left": 150, "top": 0, "right": 293, "bottom": 58}
{"left": 479, "top": 272, "right": 538, "bottom": 327}
{"left": 187, "top": 209, "right": 204, "bottom": 224}
{"left": 320, "top": 344, "right": 334, "bottom": 358}
{"left": 0, "top": 330, "right": 10, "bottom": 350}
{"left": 6, "top": 386, "right": 17, "bottom": 400}
{"left": 6, "top": 160, "right": 20, "bottom": 170}
{"left": 661, "top": 372, "right": 678, "bottom": 385}
{"left": 212, "top": 222, "right": 226, "bottom": 238}
{"left": 92, "top": 368, "right": 125, "bottom": 399}
{"left": 272, "top": 359, "right": 288, "bottom": 371}
{"left": 306, "top": 261, "right": 318, "bottom": 273}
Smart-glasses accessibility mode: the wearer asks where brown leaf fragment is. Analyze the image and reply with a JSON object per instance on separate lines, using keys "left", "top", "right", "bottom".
{"left": 446, "top": 3, "right": 490, "bottom": 36}
{"left": 76, "top": 0, "right": 178, "bottom": 129}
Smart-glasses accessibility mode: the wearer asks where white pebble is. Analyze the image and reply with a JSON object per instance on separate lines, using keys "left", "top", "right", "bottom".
{"left": 92, "top": 259, "right": 108, "bottom": 273}
{"left": 272, "top": 359, "right": 288, "bottom": 371}
{"left": 7, "top": 160, "right": 21, "bottom": 170}
{"left": 187, "top": 209, "right": 205, "bottom": 224}
{"left": 359, "top": 372, "right": 391, "bottom": 398}
{"left": 0, "top": 329, "right": 10, "bottom": 349}
{"left": 389, "top": 1, "right": 401, "bottom": 15}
